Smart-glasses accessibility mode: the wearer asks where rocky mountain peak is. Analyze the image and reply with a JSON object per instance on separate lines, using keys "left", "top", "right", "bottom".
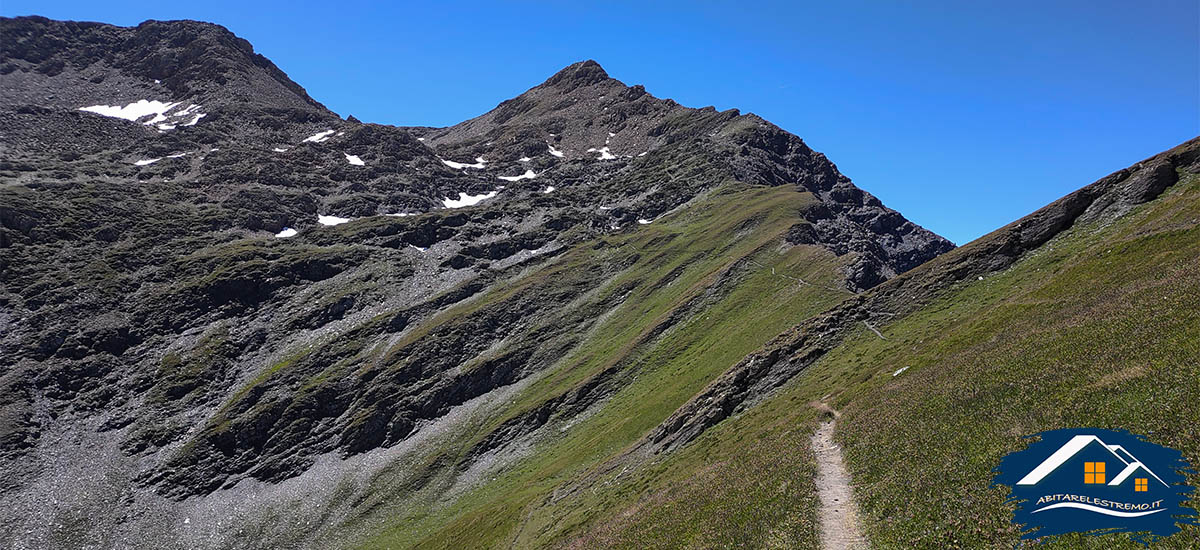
{"left": 0, "top": 16, "right": 335, "bottom": 133}
{"left": 540, "top": 59, "right": 612, "bottom": 90}
{"left": 1, "top": 16, "right": 346, "bottom": 156}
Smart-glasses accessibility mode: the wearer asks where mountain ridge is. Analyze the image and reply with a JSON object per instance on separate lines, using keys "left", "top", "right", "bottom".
{"left": 1, "top": 15, "right": 332, "bottom": 113}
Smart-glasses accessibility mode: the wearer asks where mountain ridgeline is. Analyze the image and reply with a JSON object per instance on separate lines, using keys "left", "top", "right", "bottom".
{"left": 2, "top": 15, "right": 1195, "bottom": 550}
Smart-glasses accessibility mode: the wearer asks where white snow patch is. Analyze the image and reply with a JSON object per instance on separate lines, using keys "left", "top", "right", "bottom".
{"left": 417, "top": 137, "right": 426, "bottom": 141}
{"left": 133, "top": 158, "right": 161, "bottom": 166}
{"left": 440, "top": 157, "right": 487, "bottom": 170}
{"left": 547, "top": 144, "right": 564, "bottom": 158}
{"left": 893, "top": 366, "right": 909, "bottom": 376}
{"left": 167, "top": 152, "right": 188, "bottom": 159}
{"left": 608, "top": 132, "right": 616, "bottom": 137}
{"left": 386, "top": 212, "right": 415, "bottom": 217}
{"left": 303, "top": 130, "right": 336, "bottom": 143}
{"left": 442, "top": 191, "right": 497, "bottom": 208}
{"left": 587, "top": 146, "right": 616, "bottom": 160}
{"left": 275, "top": 227, "right": 298, "bottom": 238}
{"left": 345, "top": 153, "right": 365, "bottom": 166}
{"left": 409, "top": 244, "right": 428, "bottom": 252}
{"left": 542, "top": 186, "right": 555, "bottom": 194}
{"left": 519, "top": 156, "right": 532, "bottom": 163}
{"left": 637, "top": 218, "right": 652, "bottom": 225}
{"left": 317, "top": 215, "right": 351, "bottom": 226}
{"left": 599, "top": 206, "right": 611, "bottom": 210}
{"left": 79, "top": 100, "right": 178, "bottom": 122}
{"left": 79, "top": 99, "right": 207, "bottom": 131}
{"left": 273, "top": 147, "right": 289, "bottom": 152}
{"left": 638, "top": 151, "right": 648, "bottom": 157}
{"left": 498, "top": 170, "right": 537, "bottom": 182}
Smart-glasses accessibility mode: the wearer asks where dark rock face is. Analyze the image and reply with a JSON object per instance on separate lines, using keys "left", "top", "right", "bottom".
{"left": 0, "top": 16, "right": 329, "bottom": 113}
{"left": 0, "top": 16, "right": 954, "bottom": 548}
{"left": 426, "top": 59, "right": 953, "bottom": 290}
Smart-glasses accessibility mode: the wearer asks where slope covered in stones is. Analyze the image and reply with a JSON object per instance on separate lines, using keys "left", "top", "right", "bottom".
{"left": 1, "top": 15, "right": 336, "bottom": 149}
{"left": 0, "top": 16, "right": 952, "bottom": 550}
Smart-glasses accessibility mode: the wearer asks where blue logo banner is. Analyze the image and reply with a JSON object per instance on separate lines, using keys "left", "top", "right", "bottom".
{"left": 993, "top": 428, "right": 1199, "bottom": 545}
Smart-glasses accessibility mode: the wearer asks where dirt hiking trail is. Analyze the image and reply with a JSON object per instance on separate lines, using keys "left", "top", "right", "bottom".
{"left": 811, "top": 417, "right": 869, "bottom": 549}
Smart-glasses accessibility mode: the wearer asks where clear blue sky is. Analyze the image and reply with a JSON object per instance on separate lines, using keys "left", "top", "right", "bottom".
{"left": 5, "top": 1, "right": 1197, "bottom": 244}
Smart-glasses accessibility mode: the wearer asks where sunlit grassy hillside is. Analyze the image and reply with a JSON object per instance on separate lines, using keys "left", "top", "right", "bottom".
{"left": 549, "top": 167, "right": 1200, "bottom": 549}
{"left": 340, "top": 183, "right": 853, "bottom": 549}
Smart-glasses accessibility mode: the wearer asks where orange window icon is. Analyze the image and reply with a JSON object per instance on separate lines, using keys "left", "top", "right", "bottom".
{"left": 1084, "top": 462, "right": 1106, "bottom": 484}
{"left": 1135, "top": 478, "right": 1148, "bottom": 492}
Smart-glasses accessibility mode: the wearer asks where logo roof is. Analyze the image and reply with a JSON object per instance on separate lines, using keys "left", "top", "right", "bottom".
{"left": 1015, "top": 434, "right": 1167, "bottom": 487}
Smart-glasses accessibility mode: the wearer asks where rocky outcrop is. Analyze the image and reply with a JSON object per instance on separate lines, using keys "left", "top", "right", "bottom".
{"left": 429, "top": 59, "right": 953, "bottom": 291}
{"left": 0, "top": 16, "right": 331, "bottom": 113}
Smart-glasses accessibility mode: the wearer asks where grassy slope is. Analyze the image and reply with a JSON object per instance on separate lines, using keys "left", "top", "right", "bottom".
{"left": 346, "top": 183, "right": 853, "bottom": 548}
{"left": 552, "top": 375, "right": 827, "bottom": 550}
{"left": 833, "top": 170, "right": 1200, "bottom": 549}
{"left": 558, "top": 171, "right": 1200, "bottom": 549}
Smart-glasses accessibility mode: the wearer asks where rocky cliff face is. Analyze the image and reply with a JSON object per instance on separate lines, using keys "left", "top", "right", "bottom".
{"left": 1, "top": 16, "right": 332, "bottom": 111}
{"left": 0, "top": 16, "right": 951, "bottom": 549}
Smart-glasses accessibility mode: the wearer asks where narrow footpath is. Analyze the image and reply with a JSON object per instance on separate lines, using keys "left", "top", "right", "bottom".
{"left": 810, "top": 419, "right": 869, "bottom": 550}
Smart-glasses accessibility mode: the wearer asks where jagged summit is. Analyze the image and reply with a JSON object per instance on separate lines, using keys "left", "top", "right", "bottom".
{"left": 425, "top": 58, "right": 953, "bottom": 288}
{"left": 541, "top": 59, "right": 612, "bottom": 90}
{"left": 1, "top": 16, "right": 338, "bottom": 153}
{"left": 1, "top": 16, "right": 330, "bottom": 112}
